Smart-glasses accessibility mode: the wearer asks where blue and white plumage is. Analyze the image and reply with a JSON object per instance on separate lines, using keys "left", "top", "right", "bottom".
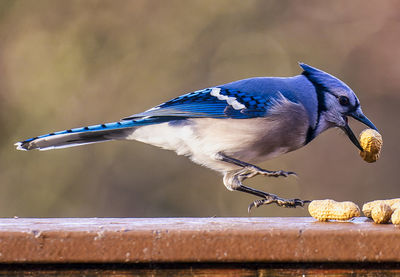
{"left": 16, "top": 63, "right": 378, "bottom": 210}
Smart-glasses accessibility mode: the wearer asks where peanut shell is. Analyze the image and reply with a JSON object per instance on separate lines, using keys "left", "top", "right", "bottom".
{"left": 371, "top": 203, "right": 392, "bottom": 224}
{"left": 391, "top": 208, "right": 400, "bottom": 225}
{"left": 362, "top": 198, "right": 400, "bottom": 218}
{"left": 391, "top": 202, "right": 400, "bottom": 211}
{"left": 308, "top": 199, "right": 360, "bottom": 221}
{"left": 359, "top": 129, "right": 382, "bottom": 163}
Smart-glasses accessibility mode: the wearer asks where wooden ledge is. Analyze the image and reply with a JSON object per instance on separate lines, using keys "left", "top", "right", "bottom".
{"left": 0, "top": 217, "right": 399, "bottom": 263}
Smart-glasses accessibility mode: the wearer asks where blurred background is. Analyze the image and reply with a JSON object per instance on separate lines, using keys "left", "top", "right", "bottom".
{"left": 0, "top": 0, "right": 398, "bottom": 218}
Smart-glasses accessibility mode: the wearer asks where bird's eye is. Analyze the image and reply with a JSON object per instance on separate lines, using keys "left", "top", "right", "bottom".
{"left": 339, "top": 96, "right": 350, "bottom": 106}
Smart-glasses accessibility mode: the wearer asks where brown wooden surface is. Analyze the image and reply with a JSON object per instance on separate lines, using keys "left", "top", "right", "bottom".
{"left": 0, "top": 217, "right": 399, "bottom": 263}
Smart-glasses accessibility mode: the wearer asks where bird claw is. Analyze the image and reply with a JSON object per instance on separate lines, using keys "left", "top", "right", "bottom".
{"left": 248, "top": 197, "right": 311, "bottom": 212}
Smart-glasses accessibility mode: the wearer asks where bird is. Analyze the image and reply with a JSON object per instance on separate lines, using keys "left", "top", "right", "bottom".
{"left": 16, "top": 63, "right": 378, "bottom": 211}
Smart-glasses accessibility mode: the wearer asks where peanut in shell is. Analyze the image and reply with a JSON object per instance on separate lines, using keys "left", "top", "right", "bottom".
{"left": 362, "top": 198, "right": 400, "bottom": 218}
{"left": 359, "top": 129, "right": 382, "bottom": 163}
{"left": 371, "top": 203, "right": 392, "bottom": 224}
{"left": 391, "top": 208, "right": 400, "bottom": 225}
{"left": 308, "top": 199, "right": 360, "bottom": 222}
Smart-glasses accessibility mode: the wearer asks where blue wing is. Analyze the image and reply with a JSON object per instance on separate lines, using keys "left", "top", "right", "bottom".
{"left": 123, "top": 87, "right": 284, "bottom": 121}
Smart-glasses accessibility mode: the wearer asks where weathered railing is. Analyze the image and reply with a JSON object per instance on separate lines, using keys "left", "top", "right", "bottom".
{"left": 0, "top": 217, "right": 399, "bottom": 275}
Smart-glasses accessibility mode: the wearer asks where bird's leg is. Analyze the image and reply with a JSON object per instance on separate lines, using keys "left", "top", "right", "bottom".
{"left": 217, "top": 152, "right": 309, "bottom": 211}
{"left": 216, "top": 152, "right": 297, "bottom": 178}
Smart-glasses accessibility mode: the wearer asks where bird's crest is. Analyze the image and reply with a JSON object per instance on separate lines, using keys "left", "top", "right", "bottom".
{"left": 298, "top": 63, "right": 349, "bottom": 92}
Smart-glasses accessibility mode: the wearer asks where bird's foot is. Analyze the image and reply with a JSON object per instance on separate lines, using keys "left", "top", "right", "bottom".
{"left": 248, "top": 196, "right": 311, "bottom": 212}
{"left": 241, "top": 165, "right": 297, "bottom": 179}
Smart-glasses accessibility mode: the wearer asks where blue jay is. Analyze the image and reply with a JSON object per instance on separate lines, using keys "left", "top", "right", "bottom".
{"left": 16, "top": 63, "right": 378, "bottom": 211}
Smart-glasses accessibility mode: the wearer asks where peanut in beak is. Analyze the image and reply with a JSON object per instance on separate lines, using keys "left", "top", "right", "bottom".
{"left": 359, "top": 129, "right": 382, "bottom": 163}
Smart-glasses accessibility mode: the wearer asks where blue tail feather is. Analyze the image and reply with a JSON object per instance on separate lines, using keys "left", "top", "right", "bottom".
{"left": 19, "top": 120, "right": 136, "bottom": 144}
{"left": 15, "top": 117, "right": 176, "bottom": 151}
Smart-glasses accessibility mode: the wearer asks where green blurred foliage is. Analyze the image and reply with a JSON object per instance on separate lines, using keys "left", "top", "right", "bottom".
{"left": 0, "top": 0, "right": 399, "bottom": 217}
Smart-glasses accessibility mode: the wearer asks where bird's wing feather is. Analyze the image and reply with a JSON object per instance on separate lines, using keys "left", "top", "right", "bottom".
{"left": 123, "top": 87, "right": 288, "bottom": 121}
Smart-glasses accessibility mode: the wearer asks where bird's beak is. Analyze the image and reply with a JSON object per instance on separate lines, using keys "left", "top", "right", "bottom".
{"left": 341, "top": 109, "right": 378, "bottom": 151}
